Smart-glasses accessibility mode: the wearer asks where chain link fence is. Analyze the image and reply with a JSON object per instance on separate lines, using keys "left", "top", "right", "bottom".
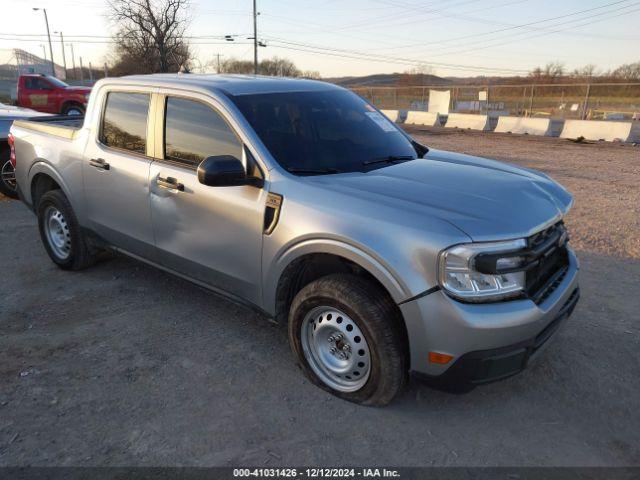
{"left": 351, "top": 83, "right": 640, "bottom": 121}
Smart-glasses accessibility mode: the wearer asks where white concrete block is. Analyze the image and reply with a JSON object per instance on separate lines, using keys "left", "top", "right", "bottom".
{"left": 494, "top": 117, "right": 564, "bottom": 137}
{"left": 380, "top": 109, "right": 399, "bottom": 122}
{"left": 404, "top": 111, "right": 444, "bottom": 126}
{"left": 560, "top": 120, "right": 640, "bottom": 142}
{"left": 444, "top": 113, "right": 494, "bottom": 131}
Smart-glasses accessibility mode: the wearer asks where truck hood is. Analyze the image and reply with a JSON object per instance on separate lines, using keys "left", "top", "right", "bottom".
{"left": 63, "top": 86, "right": 92, "bottom": 94}
{"left": 305, "top": 148, "right": 573, "bottom": 241}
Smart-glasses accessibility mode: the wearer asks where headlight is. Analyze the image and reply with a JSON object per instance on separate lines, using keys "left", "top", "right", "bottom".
{"left": 438, "top": 239, "right": 527, "bottom": 302}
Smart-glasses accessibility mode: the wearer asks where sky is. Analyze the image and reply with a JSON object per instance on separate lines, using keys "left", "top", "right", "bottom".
{"left": 1, "top": 0, "right": 639, "bottom": 78}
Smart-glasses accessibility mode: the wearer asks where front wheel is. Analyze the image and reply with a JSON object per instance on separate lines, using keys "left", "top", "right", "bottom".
{"left": 288, "top": 274, "right": 407, "bottom": 406}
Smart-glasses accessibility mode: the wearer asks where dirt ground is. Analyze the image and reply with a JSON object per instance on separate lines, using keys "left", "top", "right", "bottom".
{"left": 0, "top": 130, "right": 639, "bottom": 467}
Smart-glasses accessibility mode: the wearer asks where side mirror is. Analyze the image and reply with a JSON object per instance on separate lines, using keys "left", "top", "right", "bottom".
{"left": 197, "top": 155, "right": 263, "bottom": 188}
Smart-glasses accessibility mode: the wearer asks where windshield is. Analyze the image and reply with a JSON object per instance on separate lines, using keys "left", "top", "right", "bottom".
{"left": 45, "top": 76, "right": 69, "bottom": 88}
{"left": 229, "top": 89, "right": 418, "bottom": 175}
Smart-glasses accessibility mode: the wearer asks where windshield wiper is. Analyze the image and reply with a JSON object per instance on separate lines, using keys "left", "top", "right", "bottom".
{"left": 286, "top": 167, "right": 342, "bottom": 175}
{"left": 362, "top": 155, "right": 415, "bottom": 166}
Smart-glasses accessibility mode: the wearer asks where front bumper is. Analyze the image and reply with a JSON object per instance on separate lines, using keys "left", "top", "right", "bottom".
{"left": 400, "top": 248, "right": 580, "bottom": 379}
{"left": 421, "top": 287, "right": 579, "bottom": 385}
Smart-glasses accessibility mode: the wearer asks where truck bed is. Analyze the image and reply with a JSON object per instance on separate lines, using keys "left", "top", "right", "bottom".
{"left": 12, "top": 115, "right": 84, "bottom": 140}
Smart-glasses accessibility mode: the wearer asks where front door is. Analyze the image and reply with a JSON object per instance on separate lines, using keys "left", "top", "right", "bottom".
{"left": 24, "top": 77, "right": 56, "bottom": 113}
{"left": 83, "top": 90, "right": 155, "bottom": 260}
{"left": 149, "top": 95, "right": 267, "bottom": 305}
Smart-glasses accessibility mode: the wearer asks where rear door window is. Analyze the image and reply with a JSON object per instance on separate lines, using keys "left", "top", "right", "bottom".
{"left": 100, "top": 92, "right": 150, "bottom": 155}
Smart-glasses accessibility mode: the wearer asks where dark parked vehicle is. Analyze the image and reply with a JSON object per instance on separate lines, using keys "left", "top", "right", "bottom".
{"left": 0, "top": 103, "right": 48, "bottom": 197}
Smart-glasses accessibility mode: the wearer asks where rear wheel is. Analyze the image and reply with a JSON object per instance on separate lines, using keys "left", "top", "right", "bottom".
{"left": 288, "top": 274, "right": 407, "bottom": 406}
{"left": 0, "top": 157, "right": 18, "bottom": 198}
{"left": 37, "top": 190, "right": 98, "bottom": 270}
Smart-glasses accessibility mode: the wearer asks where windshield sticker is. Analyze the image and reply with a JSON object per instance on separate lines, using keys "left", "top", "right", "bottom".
{"left": 365, "top": 111, "right": 396, "bottom": 132}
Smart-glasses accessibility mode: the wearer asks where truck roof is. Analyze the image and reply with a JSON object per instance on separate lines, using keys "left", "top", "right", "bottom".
{"left": 99, "top": 73, "right": 342, "bottom": 96}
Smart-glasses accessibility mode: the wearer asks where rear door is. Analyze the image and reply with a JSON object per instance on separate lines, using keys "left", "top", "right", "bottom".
{"left": 149, "top": 93, "right": 267, "bottom": 305}
{"left": 83, "top": 89, "right": 156, "bottom": 260}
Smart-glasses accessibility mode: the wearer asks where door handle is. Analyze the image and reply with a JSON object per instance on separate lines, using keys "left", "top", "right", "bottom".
{"left": 157, "top": 176, "right": 184, "bottom": 192}
{"left": 89, "top": 158, "right": 110, "bottom": 170}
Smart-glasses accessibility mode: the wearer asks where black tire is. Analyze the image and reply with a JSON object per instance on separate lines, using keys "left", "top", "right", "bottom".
{"left": 288, "top": 274, "right": 407, "bottom": 406}
{"left": 0, "top": 147, "right": 18, "bottom": 198}
{"left": 37, "top": 190, "right": 97, "bottom": 270}
{"left": 62, "top": 103, "right": 85, "bottom": 116}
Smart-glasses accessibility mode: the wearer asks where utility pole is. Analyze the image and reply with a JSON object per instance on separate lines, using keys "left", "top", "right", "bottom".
{"left": 67, "top": 43, "right": 76, "bottom": 80}
{"left": 79, "top": 56, "right": 84, "bottom": 83}
{"left": 55, "top": 32, "right": 67, "bottom": 79}
{"left": 40, "top": 44, "right": 47, "bottom": 61}
{"left": 253, "top": 0, "right": 258, "bottom": 74}
{"left": 88, "top": 62, "right": 93, "bottom": 82}
{"left": 33, "top": 8, "right": 55, "bottom": 77}
{"left": 216, "top": 53, "right": 223, "bottom": 73}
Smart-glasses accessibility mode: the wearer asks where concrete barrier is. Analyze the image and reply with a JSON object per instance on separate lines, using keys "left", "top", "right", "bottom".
{"left": 494, "top": 117, "right": 564, "bottom": 137}
{"left": 404, "top": 111, "right": 444, "bottom": 126}
{"left": 444, "top": 113, "right": 496, "bottom": 131}
{"left": 560, "top": 120, "right": 640, "bottom": 142}
{"left": 380, "top": 109, "right": 399, "bottom": 122}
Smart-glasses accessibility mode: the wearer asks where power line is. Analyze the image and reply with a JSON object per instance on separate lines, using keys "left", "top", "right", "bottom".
{"left": 420, "top": 3, "right": 640, "bottom": 59}
{"left": 378, "top": 0, "right": 638, "bottom": 52}
{"left": 264, "top": 37, "right": 530, "bottom": 74}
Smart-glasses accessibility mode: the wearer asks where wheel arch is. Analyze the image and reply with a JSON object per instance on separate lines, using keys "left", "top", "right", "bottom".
{"left": 60, "top": 100, "right": 85, "bottom": 114}
{"left": 268, "top": 239, "right": 410, "bottom": 319}
{"left": 28, "top": 162, "right": 71, "bottom": 208}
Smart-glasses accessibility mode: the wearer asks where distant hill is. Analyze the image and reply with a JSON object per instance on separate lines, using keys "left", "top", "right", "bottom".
{"left": 326, "top": 72, "right": 449, "bottom": 87}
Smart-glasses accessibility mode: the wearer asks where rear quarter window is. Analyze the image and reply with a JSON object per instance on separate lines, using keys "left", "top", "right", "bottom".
{"left": 100, "top": 92, "right": 150, "bottom": 155}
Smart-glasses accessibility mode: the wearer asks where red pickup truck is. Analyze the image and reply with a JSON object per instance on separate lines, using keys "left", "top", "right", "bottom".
{"left": 16, "top": 74, "right": 91, "bottom": 115}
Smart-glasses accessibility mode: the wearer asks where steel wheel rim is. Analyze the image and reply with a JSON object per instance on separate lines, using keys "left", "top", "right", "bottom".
{"left": 44, "top": 206, "right": 71, "bottom": 259}
{"left": 1, "top": 160, "right": 16, "bottom": 191}
{"left": 300, "top": 306, "right": 371, "bottom": 393}
{"left": 66, "top": 108, "right": 82, "bottom": 116}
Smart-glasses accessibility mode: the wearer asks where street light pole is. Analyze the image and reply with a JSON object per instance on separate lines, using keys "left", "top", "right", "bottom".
{"left": 67, "top": 43, "right": 76, "bottom": 80}
{"left": 33, "top": 8, "right": 55, "bottom": 77}
{"left": 55, "top": 32, "right": 67, "bottom": 79}
{"left": 253, "top": 0, "right": 258, "bottom": 74}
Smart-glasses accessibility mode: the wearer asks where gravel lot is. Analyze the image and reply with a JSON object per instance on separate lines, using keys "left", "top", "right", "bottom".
{"left": 1, "top": 130, "right": 639, "bottom": 467}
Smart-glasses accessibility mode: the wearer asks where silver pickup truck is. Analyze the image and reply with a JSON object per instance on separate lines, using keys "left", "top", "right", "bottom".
{"left": 11, "top": 74, "right": 579, "bottom": 405}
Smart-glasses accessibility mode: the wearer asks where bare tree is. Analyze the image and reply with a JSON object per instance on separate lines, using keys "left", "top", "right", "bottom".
{"left": 219, "top": 58, "right": 254, "bottom": 74}
{"left": 529, "top": 62, "right": 565, "bottom": 80}
{"left": 571, "top": 64, "right": 598, "bottom": 78}
{"left": 543, "top": 62, "right": 565, "bottom": 78}
{"left": 612, "top": 61, "right": 640, "bottom": 80}
{"left": 218, "top": 56, "right": 305, "bottom": 77}
{"left": 301, "top": 70, "right": 321, "bottom": 79}
{"left": 259, "top": 57, "right": 299, "bottom": 77}
{"left": 108, "top": 0, "right": 191, "bottom": 74}
{"left": 404, "top": 63, "right": 435, "bottom": 76}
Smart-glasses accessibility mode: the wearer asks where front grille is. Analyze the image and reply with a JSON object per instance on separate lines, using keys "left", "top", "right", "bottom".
{"left": 525, "top": 222, "right": 570, "bottom": 304}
